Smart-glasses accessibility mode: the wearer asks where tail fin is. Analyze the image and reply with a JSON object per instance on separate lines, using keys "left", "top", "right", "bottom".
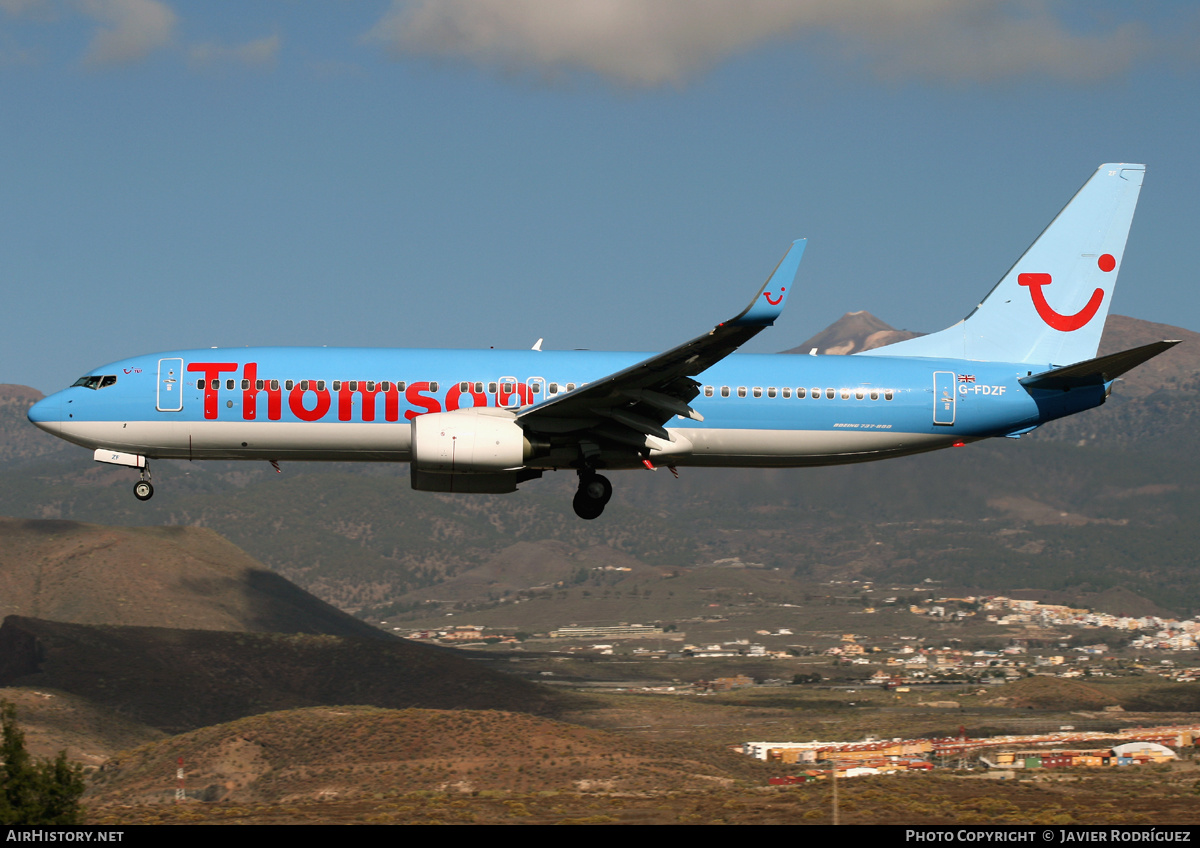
{"left": 866, "top": 164, "right": 1145, "bottom": 366}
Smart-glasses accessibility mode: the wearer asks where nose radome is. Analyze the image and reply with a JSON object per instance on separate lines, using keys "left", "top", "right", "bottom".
{"left": 27, "top": 394, "right": 61, "bottom": 436}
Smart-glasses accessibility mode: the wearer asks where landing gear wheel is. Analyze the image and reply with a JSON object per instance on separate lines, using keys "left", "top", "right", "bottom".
{"left": 572, "top": 489, "right": 605, "bottom": 520}
{"left": 133, "top": 481, "right": 154, "bottom": 501}
{"left": 582, "top": 474, "right": 612, "bottom": 505}
{"left": 572, "top": 472, "right": 612, "bottom": 520}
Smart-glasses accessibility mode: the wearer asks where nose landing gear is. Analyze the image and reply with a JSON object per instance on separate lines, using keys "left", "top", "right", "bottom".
{"left": 133, "top": 466, "right": 153, "bottom": 501}
{"left": 572, "top": 471, "right": 612, "bottom": 520}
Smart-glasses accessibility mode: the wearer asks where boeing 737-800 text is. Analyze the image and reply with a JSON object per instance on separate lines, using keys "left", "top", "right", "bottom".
{"left": 28, "top": 164, "right": 1176, "bottom": 519}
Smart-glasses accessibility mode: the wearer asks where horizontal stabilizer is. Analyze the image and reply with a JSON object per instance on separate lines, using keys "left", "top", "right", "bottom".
{"left": 1020, "top": 340, "right": 1179, "bottom": 390}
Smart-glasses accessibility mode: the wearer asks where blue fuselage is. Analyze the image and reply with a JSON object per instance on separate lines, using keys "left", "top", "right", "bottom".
{"left": 27, "top": 347, "right": 1105, "bottom": 469}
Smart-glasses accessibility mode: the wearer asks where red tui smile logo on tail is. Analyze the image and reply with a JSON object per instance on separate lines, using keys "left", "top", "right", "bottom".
{"left": 763, "top": 287, "right": 785, "bottom": 306}
{"left": 1017, "top": 254, "right": 1115, "bottom": 332}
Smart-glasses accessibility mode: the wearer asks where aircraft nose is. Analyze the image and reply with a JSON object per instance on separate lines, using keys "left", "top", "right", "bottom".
{"left": 27, "top": 393, "right": 62, "bottom": 436}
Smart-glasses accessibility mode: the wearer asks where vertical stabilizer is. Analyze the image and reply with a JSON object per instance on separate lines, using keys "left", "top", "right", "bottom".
{"left": 865, "top": 164, "right": 1144, "bottom": 365}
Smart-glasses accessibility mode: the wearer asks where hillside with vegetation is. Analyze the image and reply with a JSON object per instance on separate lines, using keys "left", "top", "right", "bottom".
{"left": 0, "top": 518, "right": 389, "bottom": 637}
{"left": 0, "top": 617, "right": 569, "bottom": 734}
{"left": 86, "top": 705, "right": 771, "bottom": 805}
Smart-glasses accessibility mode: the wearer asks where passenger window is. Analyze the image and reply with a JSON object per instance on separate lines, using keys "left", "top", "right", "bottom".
{"left": 475, "top": 382, "right": 484, "bottom": 393}
{"left": 870, "top": 390, "right": 879, "bottom": 400}
{"left": 782, "top": 387, "right": 791, "bottom": 398}
{"left": 366, "top": 381, "right": 375, "bottom": 392}
{"left": 797, "top": 387, "right": 806, "bottom": 398}
{"left": 349, "top": 381, "right": 358, "bottom": 391}
{"left": 196, "top": 379, "right": 204, "bottom": 390}
{"left": 567, "top": 383, "right": 577, "bottom": 392}
{"left": 488, "top": 382, "right": 497, "bottom": 393}
{"left": 720, "top": 386, "right": 730, "bottom": 398}
{"left": 737, "top": 387, "right": 747, "bottom": 398}
{"left": 318, "top": 381, "right": 326, "bottom": 391}
{"left": 825, "top": 388, "right": 835, "bottom": 399}
{"left": 396, "top": 382, "right": 406, "bottom": 392}
{"left": 241, "top": 380, "right": 250, "bottom": 390}
{"left": 430, "top": 382, "right": 439, "bottom": 392}
{"left": 333, "top": 381, "right": 341, "bottom": 391}
{"left": 459, "top": 382, "right": 469, "bottom": 392}
{"left": 703, "top": 386, "right": 713, "bottom": 397}
{"left": 211, "top": 379, "right": 219, "bottom": 391}
{"left": 855, "top": 389, "right": 864, "bottom": 400}
{"left": 767, "top": 387, "right": 776, "bottom": 398}
{"left": 752, "top": 387, "right": 762, "bottom": 398}
{"left": 285, "top": 380, "right": 294, "bottom": 391}
{"left": 885, "top": 390, "right": 894, "bottom": 401}
{"left": 256, "top": 380, "right": 265, "bottom": 390}
{"left": 530, "top": 381, "right": 542, "bottom": 394}
{"left": 840, "top": 389, "right": 850, "bottom": 399}
{"left": 226, "top": 379, "right": 235, "bottom": 390}
{"left": 812, "top": 388, "right": 821, "bottom": 399}
{"left": 270, "top": 380, "right": 279, "bottom": 391}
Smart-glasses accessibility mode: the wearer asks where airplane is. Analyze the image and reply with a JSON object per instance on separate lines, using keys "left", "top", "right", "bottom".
{"left": 28, "top": 163, "right": 1177, "bottom": 520}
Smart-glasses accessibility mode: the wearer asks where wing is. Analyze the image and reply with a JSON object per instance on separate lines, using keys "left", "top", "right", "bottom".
{"left": 518, "top": 239, "right": 805, "bottom": 459}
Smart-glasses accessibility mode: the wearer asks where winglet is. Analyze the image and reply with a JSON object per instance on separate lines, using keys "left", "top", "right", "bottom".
{"left": 729, "top": 239, "right": 806, "bottom": 326}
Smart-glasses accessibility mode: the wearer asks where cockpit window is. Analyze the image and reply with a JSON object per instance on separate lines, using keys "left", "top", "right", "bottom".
{"left": 71, "top": 375, "right": 117, "bottom": 390}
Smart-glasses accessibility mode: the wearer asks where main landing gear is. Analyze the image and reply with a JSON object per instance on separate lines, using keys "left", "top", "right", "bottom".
{"left": 572, "top": 470, "right": 612, "bottom": 520}
{"left": 133, "top": 466, "right": 153, "bottom": 501}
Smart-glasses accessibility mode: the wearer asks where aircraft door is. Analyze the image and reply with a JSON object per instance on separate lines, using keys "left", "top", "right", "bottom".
{"left": 497, "top": 376, "right": 529, "bottom": 409}
{"left": 157, "top": 358, "right": 184, "bottom": 412}
{"left": 932, "top": 371, "right": 956, "bottom": 425}
{"left": 526, "top": 376, "right": 545, "bottom": 407}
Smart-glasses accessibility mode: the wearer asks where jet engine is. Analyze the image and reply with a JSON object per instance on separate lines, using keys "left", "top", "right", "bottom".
{"left": 410, "top": 408, "right": 530, "bottom": 476}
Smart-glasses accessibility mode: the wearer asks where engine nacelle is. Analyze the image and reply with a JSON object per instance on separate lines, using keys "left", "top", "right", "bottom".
{"left": 410, "top": 409, "right": 529, "bottom": 474}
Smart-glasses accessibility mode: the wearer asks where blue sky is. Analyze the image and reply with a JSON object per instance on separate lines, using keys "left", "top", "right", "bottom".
{"left": 4, "top": 1, "right": 1199, "bottom": 393}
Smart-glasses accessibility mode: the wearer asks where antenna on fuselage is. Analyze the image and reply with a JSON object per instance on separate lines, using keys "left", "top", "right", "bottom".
{"left": 532, "top": 338, "right": 543, "bottom": 351}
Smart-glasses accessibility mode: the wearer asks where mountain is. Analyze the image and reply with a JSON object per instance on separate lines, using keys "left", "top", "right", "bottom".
{"left": 0, "top": 616, "right": 568, "bottom": 734}
{"left": 0, "top": 384, "right": 70, "bottom": 467}
{"left": 0, "top": 517, "right": 389, "bottom": 638}
{"left": 782, "top": 311, "right": 923, "bottom": 355}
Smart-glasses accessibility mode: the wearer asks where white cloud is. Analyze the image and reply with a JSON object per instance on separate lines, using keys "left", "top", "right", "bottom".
{"left": 364, "top": 0, "right": 1168, "bottom": 88}
{"left": 188, "top": 33, "right": 280, "bottom": 69}
{"left": 80, "top": 0, "right": 175, "bottom": 67}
